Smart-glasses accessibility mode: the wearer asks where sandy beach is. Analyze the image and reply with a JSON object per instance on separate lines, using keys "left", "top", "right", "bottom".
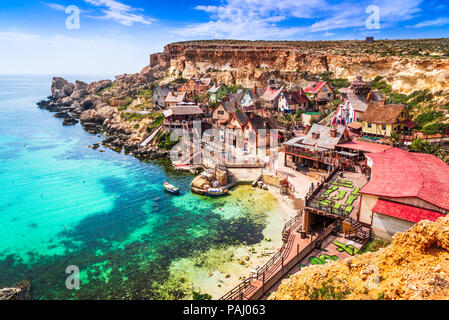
{"left": 163, "top": 184, "right": 300, "bottom": 299}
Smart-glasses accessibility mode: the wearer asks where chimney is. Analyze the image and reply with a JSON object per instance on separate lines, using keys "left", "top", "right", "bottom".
{"left": 381, "top": 97, "right": 386, "bottom": 106}
{"left": 253, "top": 85, "right": 257, "bottom": 95}
{"left": 330, "top": 127, "right": 337, "bottom": 138}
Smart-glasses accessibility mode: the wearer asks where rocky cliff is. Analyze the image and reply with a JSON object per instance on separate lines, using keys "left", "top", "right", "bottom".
{"left": 270, "top": 217, "right": 449, "bottom": 300}
{"left": 150, "top": 40, "right": 449, "bottom": 93}
{"left": 37, "top": 75, "right": 169, "bottom": 161}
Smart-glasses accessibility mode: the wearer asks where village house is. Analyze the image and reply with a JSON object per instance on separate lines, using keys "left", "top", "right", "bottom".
{"left": 177, "top": 78, "right": 210, "bottom": 96}
{"left": 359, "top": 148, "right": 449, "bottom": 239}
{"left": 277, "top": 90, "right": 310, "bottom": 114}
{"left": 240, "top": 87, "right": 264, "bottom": 112}
{"left": 164, "top": 91, "right": 188, "bottom": 108}
{"left": 259, "top": 85, "right": 284, "bottom": 114}
{"left": 283, "top": 124, "right": 355, "bottom": 172}
{"left": 360, "top": 101, "right": 413, "bottom": 138}
{"left": 208, "top": 84, "right": 230, "bottom": 104}
{"left": 210, "top": 101, "right": 236, "bottom": 128}
{"left": 304, "top": 81, "right": 335, "bottom": 104}
{"left": 162, "top": 103, "right": 204, "bottom": 133}
{"left": 152, "top": 85, "right": 170, "bottom": 110}
{"left": 339, "top": 76, "right": 384, "bottom": 122}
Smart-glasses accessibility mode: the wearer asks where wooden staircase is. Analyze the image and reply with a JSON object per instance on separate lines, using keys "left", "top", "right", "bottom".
{"left": 342, "top": 216, "right": 370, "bottom": 244}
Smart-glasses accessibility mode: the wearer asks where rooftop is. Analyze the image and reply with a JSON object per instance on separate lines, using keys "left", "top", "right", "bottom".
{"left": 360, "top": 101, "right": 406, "bottom": 124}
{"left": 372, "top": 199, "right": 445, "bottom": 224}
{"left": 336, "top": 140, "right": 392, "bottom": 153}
{"left": 361, "top": 148, "right": 449, "bottom": 211}
{"left": 300, "top": 124, "right": 349, "bottom": 150}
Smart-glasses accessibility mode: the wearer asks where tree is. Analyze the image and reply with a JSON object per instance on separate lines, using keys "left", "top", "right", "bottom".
{"left": 386, "top": 132, "right": 401, "bottom": 146}
{"left": 409, "top": 138, "right": 440, "bottom": 155}
{"left": 278, "top": 113, "right": 294, "bottom": 131}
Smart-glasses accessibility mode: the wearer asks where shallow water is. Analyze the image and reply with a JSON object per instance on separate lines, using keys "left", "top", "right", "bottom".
{"left": 0, "top": 75, "right": 285, "bottom": 299}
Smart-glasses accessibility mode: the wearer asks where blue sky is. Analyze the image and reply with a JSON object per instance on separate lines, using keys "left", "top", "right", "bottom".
{"left": 1, "top": 0, "right": 448, "bottom": 75}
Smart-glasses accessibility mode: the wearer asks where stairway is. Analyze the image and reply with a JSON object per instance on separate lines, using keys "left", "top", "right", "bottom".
{"left": 343, "top": 216, "right": 370, "bottom": 244}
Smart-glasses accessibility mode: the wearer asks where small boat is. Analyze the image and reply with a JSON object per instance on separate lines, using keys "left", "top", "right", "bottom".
{"left": 205, "top": 187, "right": 229, "bottom": 196}
{"left": 164, "top": 181, "right": 180, "bottom": 195}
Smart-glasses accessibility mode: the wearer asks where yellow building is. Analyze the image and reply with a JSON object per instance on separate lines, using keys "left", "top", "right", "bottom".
{"left": 360, "top": 101, "right": 412, "bottom": 137}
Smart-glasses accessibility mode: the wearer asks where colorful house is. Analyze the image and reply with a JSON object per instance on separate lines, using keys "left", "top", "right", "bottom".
{"left": 178, "top": 78, "right": 210, "bottom": 96}
{"left": 360, "top": 101, "right": 412, "bottom": 138}
{"left": 277, "top": 90, "right": 310, "bottom": 114}
{"left": 359, "top": 148, "right": 449, "bottom": 239}
{"left": 208, "top": 84, "right": 229, "bottom": 103}
{"left": 240, "top": 87, "right": 264, "bottom": 111}
{"left": 304, "top": 82, "right": 335, "bottom": 104}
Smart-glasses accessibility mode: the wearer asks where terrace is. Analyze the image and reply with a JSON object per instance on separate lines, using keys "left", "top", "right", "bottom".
{"left": 305, "top": 171, "right": 367, "bottom": 221}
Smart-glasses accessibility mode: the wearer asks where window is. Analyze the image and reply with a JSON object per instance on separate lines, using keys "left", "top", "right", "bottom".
{"left": 218, "top": 110, "right": 224, "bottom": 115}
{"left": 382, "top": 125, "right": 386, "bottom": 130}
{"left": 367, "top": 123, "right": 372, "bottom": 128}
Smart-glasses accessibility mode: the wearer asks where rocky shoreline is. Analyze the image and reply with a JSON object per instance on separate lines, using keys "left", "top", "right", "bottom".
{"left": 0, "top": 281, "right": 31, "bottom": 300}
{"left": 37, "top": 75, "right": 170, "bottom": 161}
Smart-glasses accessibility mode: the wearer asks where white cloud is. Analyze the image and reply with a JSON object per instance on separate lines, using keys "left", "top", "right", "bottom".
{"left": 42, "top": 2, "right": 67, "bottom": 11}
{"left": 410, "top": 17, "right": 449, "bottom": 28}
{"left": 84, "top": 0, "right": 155, "bottom": 26}
{"left": 173, "top": 0, "right": 423, "bottom": 39}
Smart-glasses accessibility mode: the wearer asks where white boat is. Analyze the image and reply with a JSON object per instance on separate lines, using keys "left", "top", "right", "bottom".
{"left": 164, "top": 181, "right": 180, "bottom": 195}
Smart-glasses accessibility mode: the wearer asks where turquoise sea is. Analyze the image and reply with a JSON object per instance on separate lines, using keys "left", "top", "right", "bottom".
{"left": 0, "top": 75, "right": 282, "bottom": 299}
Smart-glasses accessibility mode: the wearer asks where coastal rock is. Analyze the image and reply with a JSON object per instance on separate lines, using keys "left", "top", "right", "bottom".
{"left": 70, "top": 89, "right": 88, "bottom": 101}
{"left": 63, "top": 118, "right": 79, "bottom": 126}
{"left": 0, "top": 281, "right": 30, "bottom": 300}
{"left": 86, "top": 79, "right": 112, "bottom": 95}
{"left": 53, "top": 112, "right": 72, "bottom": 119}
{"left": 80, "top": 105, "right": 117, "bottom": 124}
{"left": 75, "top": 80, "right": 88, "bottom": 91}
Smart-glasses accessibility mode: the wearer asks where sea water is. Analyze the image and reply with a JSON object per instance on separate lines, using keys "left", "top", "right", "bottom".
{"left": 0, "top": 75, "right": 284, "bottom": 299}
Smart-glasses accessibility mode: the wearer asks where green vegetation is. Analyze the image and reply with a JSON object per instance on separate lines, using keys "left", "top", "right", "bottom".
{"left": 146, "top": 114, "right": 164, "bottom": 133}
{"left": 320, "top": 72, "right": 350, "bottom": 91}
{"left": 360, "top": 238, "right": 390, "bottom": 254}
{"left": 228, "top": 84, "right": 244, "bottom": 93}
{"left": 172, "top": 77, "right": 188, "bottom": 84}
{"left": 192, "top": 291, "right": 212, "bottom": 300}
{"left": 138, "top": 89, "right": 153, "bottom": 99}
{"left": 157, "top": 131, "right": 179, "bottom": 150}
{"left": 307, "top": 279, "right": 351, "bottom": 300}
{"left": 120, "top": 112, "right": 152, "bottom": 122}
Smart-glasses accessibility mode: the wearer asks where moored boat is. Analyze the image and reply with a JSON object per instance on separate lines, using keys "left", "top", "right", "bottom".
{"left": 205, "top": 187, "right": 228, "bottom": 196}
{"left": 164, "top": 181, "right": 180, "bottom": 194}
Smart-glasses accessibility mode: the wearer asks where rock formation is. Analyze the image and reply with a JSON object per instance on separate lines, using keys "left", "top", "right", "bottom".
{"left": 37, "top": 72, "right": 169, "bottom": 161}
{"left": 0, "top": 281, "right": 30, "bottom": 300}
{"left": 149, "top": 40, "right": 449, "bottom": 93}
{"left": 270, "top": 217, "right": 449, "bottom": 300}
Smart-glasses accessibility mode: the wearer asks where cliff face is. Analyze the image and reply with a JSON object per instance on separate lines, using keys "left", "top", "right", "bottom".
{"left": 269, "top": 217, "right": 449, "bottom": 300}
{"left": 149, "top": 41, "right": 449, "bottom": 93}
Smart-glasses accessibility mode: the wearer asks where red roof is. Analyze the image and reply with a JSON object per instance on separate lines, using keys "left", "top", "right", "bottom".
{"left": 361, "top": 148, "right": 449, "bottom": 211}
{"left": 336, "top": 140, "right": 392, "bottom": 153}
{"left": 304, "top": 82, "right": 327, "bottom": 94}
{"left": 292, "top": 90, "right": 310, "bottom": 104}
{"left": 372, "top": 199, "right": 445, "bottom": 223}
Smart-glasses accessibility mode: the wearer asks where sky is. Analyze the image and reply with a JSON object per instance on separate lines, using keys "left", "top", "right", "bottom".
{"left": 0, "top": 0, "right": 448, "bottom": 75}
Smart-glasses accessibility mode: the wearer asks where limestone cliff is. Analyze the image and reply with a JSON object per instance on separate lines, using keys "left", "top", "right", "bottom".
{"left": 149, "top": 40, "right": 449, "bottom": 93}
{"left": 269, "top": 217, "right": 449, "bottom": 300}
